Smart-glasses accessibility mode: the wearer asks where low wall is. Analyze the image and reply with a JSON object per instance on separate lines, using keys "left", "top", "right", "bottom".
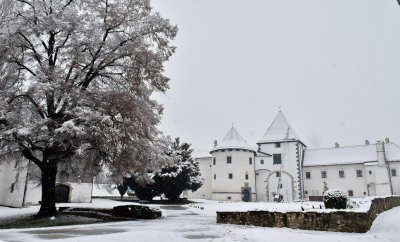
{"left": 216, "top": 196, "right": 400, "bottom": 233}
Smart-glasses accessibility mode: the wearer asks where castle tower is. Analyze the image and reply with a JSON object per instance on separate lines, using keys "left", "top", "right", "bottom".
{"left": 255, "top": 111, "right": 306, "bottom": 202}
{"left": 210, "top": 126, "right": 256, "bottom": 201}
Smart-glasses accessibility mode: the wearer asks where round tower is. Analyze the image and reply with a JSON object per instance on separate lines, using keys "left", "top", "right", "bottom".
{"left": 210, "top": 126, "right": 256, "bottom": 201}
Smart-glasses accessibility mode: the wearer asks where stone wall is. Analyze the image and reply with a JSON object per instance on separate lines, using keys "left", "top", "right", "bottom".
{"left": 217, "top": 196, "right": 400, "bottom": 233}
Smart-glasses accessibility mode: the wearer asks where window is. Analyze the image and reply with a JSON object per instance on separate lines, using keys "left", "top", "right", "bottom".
{"left": 245, "top": 173, "right": 249, "bottom": 180}
{"left": 214, "top": 174, "right": 216, "bottom": 180}
{"left": 369, "top": 170, "right": 372, "bottom": 175}
{"left": 304, "top": 190, "right": 308, "bottom": 195}
{"left": 356, "top": 170, "right": 363, "bottom": 177}
{"left": 305, "top": 171, "right": 311, "bottom": 179}
{"left": 279, "top": 184, "right": 283, "bottom": 188}
{"left": 260, "top": 159, "right": 264, "bottom": 164}
{"left": 339, "top": 170, "right": 345, "bottom": 178}
{"left": 273, "top": 154, "right": 282, "bottom": 165}
{"left": 249, "top": 157, "right": 253, "bottom": 165}
{"left": 227, "top": 196, "right": 232, "bottom": 200}
{"left": 276, "top": 172, "right": 281, "bottom": 177}
{"left": 213, "top": 157, "right": 216, "bottom": 165}
{"left": 229, "top": 173, "right": 233, "bottom": 179}
{"left": 227, "top": 156, "right": 232, "bottom": 164}
{"left": 348, "top": 190, "right": 354, "bottom": 197}
{"left": 275, "top": 142, "right": 281, "bottom": 148}
{"left": 321, "top": 171, "right": 327, "bottom": 178}
{"left": 10, "top": 183, "right": 14, "bottom": 193}
{"left": 391, "top": 169, "right": 397, "bottom": 177}
{"left": 228, "top": 149, "right": 232, "bottom": 151}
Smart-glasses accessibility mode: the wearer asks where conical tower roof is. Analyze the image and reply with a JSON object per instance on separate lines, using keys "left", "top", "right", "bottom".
{"left": 211, "top": 126, "right": 255, "bottom": 152}
{"left": 258, "top": 111, "right": 301, "bottom": 144}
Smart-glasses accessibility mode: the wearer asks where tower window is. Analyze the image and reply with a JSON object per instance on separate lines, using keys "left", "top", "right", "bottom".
{"left": 227, "top": 156, "right": 232, "bottom": 164}
{"left": 321, "top": 171, "right": 327, "bottom": 178}
{"left": 273, "top": 154, "right": 282, "bottom": 165}
{"left": 260, "top": 159, "right": 264, "bottom": 165}
{"left": 249, "top": 157, "right": 252, "bottom": 165}
{"left": 305, "top": 171, "right": 311, "bottom": 179}
{"left": 214, "top": 174, "right": 216, "bottom": 180}
{"left": 391, "top": 169, "right": 397, "bottom": 177}
{"left": 213, "top": 157, "right": 216, "bottom": 165}
{"left": 275, "top": 142, "right": 281, "bottom": 148}
{"left": 369, "top": 170, "right": 372, "bottom": 175}
{"left": 229, "top": 173, "right": 233, "bottom": 179}
{"left": 245, "top": 172, "right": 249, "bottom": 180}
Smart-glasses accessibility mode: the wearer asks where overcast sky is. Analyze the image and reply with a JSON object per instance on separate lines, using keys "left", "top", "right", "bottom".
{"left": 151, "top": 0, "right": 400, "bottom": 151}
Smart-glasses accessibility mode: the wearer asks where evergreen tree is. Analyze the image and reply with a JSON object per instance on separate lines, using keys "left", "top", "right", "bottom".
{"left": 154, "top": 138, "right": 203, "bottom": 201}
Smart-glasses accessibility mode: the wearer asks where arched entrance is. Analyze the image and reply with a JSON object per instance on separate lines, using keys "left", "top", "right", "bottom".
{"left": 265, "top": 171, "right": 295, "bottom": 202}
{"left": 55, "top": 184, "right": 70, "bottom": 203}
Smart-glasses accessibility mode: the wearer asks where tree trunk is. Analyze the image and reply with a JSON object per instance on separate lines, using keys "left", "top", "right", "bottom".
{"left": 37, "top": 164, "right": 58, "bottom": 217}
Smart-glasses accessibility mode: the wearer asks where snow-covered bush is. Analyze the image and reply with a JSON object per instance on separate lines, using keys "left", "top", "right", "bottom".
{"left": 323, "top": 189, "right": 347, "bottom": 209}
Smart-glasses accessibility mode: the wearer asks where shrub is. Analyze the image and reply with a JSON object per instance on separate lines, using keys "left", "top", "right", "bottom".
{"left": 323, "top": 189, "right": 347, "bottom": 209}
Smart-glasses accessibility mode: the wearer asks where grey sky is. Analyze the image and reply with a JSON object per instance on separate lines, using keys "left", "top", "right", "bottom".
{"left": 152, "top": 0, "right": 400, "bottom": 151}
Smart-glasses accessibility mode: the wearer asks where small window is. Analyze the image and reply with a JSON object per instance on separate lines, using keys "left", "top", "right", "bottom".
{"left": 279, "top": 184, "right": 283, "bottom": 188}
{"left": 276, "top": 172, "right": 281, "bottom": 177}
{"left": 275, "top": 142, "right": 281, "bottom": 148}
{"left": 221, "top": 149, "right": 226, "bottom": 152}
{"left": 260, "top": 159, "right": 264, "bottom": 164}
{"left": 245, "top": 174, "right": 249, "bottom": 180}
{"left": 321, "top": 171, "right": 327, "bottom": 178}
{"left": 227, "top": 156, "right": 232, "bottom": 164}
{"left": 249, "top": 157, "right": 253, "bottom": 165}
{"left": 348, "top": 190, "right": 354, "bottom": 197}
{"left": 228, "top": 149, "right": 232, "bottom": 151}
{"left": 214, "top": 174, "right": 216, "bottom": 180}
{"left": 369, "top": 170, "right": 372, "bottom": 175}
{"left": 229, "top": 173, "right": 233, "bottom": 179}
{"left": 10, "top": 183, "right": 14, "bottom": 193}
{"left": 356, "top": 170, "right": 363, "bottom": 178}
{"left": 305, "top": 190, "right": 308, "bottom": 195}
{"left": 391, "top": 169, "right": 397, "bottom": 177}
{"left": 273, "top": 154, "right": 282, "bottom": 165}
{"left": 227, "top": 196, "right": 232, "bottom": 200}
{"left": 213, "top": 157, "right": 216, "bottom": 165}
{"left": 305, "top": 171, "right": 311, "bottom": 179}
{"left": 339, "top": 170, "right": 345, "bottom": 178}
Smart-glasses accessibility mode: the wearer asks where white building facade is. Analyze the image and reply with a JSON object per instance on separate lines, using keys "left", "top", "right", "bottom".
{"left": 189, "top": 111, "right": 400, "bottom": 202}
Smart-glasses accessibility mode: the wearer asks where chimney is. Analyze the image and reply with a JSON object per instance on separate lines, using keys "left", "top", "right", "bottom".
{"left": 376, "top": 141, "right": 386, "bottom": 166}
{"left": 365, "top": 140, "right": 370, "bottom": 145}
{"left": 214, "top": 140, "right": 218, "bottom": 147}
{"left": 335, "top": 142, "right": 339, "bottom": 148}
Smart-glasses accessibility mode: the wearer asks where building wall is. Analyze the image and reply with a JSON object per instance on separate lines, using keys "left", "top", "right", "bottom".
{"left": 188, "top": 157, "right": 212, "bottom": 199}
{"left": 303, "top": 163, "right": 369, "bottom": 198}
{"left": 211, "top": 149, "right": 256, "bottom": 201}
{"left": 0, "top": 154, "right": 28, "bottom": 207}
{"left": 255, "top": 141, "right": 304, "bottom": 201}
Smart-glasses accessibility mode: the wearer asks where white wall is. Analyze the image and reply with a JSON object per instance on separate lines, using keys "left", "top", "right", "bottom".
{"left": 211, "top": 149, "right": 256, "bottom": 201}
{"left": 188, "top": 157, "right": 212, "bottom": 199}
{"left": 390, "top": 161, "right": 400, "bottom": 195}
{"left": 0, "top": 154, "right": 29, "bottom": 207}
{"left": 303, "top": 163, "right": 368, "bottom": 198}
{"left": 255, "top": 141, "right": 304, "bottom": 201}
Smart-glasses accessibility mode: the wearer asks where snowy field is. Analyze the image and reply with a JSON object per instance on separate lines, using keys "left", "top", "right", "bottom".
{"left": 0, "top": 198, "right": 398, "bottom": 242}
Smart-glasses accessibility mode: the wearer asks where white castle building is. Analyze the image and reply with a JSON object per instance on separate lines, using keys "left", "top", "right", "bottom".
{"left": 189, "top": 111, "right": 400, "bottom": 202}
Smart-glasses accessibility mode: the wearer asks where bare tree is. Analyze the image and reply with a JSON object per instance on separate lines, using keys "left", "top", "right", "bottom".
{"left": 0, "top": 0, "right": 176, "bottom": 217}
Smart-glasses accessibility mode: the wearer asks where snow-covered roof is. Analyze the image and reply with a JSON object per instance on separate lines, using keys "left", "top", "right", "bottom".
{"left": 258, "top": 111, "right": 302, "bottom": 144}
{"left": 192, "top": 150, "right": 212, "bottom": 159}
{"left": 303, "top": 142, "right": 400, "bottom": 167}
{"left": 211, "top": 126, "right": 255, "bottom": 152}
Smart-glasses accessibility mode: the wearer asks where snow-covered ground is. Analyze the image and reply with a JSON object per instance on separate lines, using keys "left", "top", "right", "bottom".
{"left": 0, "top": 198, "right": 398, "bottom": 242}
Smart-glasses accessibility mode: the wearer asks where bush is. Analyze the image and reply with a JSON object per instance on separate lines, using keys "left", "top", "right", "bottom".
{"left": 323, "top": 189, "right": 347, "bottom": 209}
